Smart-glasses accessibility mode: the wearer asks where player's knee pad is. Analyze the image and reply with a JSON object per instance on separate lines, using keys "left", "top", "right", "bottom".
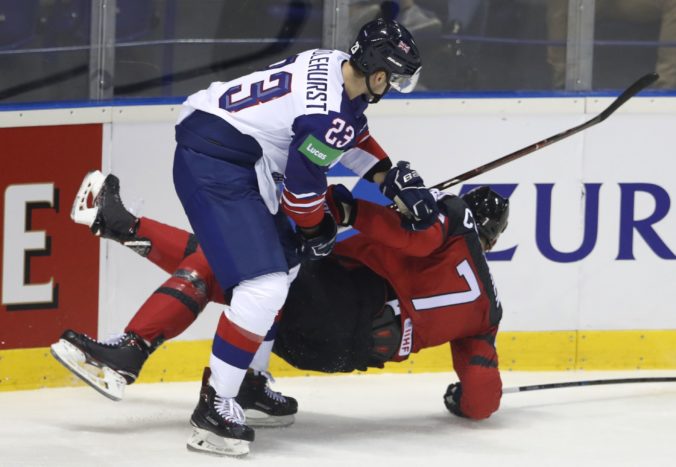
{"left": 164, "top": 268, "right": 211, "bottom": 312}
{"left": 226, "top": 271, "right": 290, "bottom": 336}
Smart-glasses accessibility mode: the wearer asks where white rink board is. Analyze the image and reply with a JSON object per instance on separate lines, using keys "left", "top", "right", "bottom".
{"left": 64, "top": 98, "right": 674, "bottom": 338}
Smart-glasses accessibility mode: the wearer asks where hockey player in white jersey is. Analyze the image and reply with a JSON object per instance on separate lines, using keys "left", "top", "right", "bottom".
{"left": 68, "top": 19, "right": 428, "bottom": 457}
{"left": 169, "top": 18, "right": 436, "bottom": 456}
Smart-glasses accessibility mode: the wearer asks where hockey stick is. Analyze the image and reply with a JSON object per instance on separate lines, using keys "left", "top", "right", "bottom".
{"left": 502, "top": 376, "right": 676, "bottom": 394}
{"left": 344, "top": 73, "right": 658, "bottom": 228}
{"left": 433, "top": 72, "right": 659, "bottom": 191}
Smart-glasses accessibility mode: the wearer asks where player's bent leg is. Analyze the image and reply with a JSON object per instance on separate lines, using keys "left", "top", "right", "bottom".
{"left": 189, "top": 272, "right": 288, "bottom": 455}
{"left": 50, "top": 331, "right": 150, "bottom": 401}
{"left": 125, "top": 256, "right": 214, "bottom": 343}
{"left": 134, "top": 218, "right": 203, "bottom": 274}
{"left": 174, "top": 145, "right": 298, "bottom": 453}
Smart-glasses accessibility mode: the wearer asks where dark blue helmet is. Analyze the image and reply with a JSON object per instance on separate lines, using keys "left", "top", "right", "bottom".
{"left": 462, "top": 186, "right": 509, "bottom": 249}
{"left": 349, "top": 19, "right": 422, "bottom": 96}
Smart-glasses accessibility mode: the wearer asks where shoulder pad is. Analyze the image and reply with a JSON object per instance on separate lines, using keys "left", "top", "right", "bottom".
{"left": 438, "top": 195, "right": 478, "bottom": 238}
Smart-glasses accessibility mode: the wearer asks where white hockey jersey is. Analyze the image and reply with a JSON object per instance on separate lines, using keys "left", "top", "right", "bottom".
{"left": 177, "top": 49, "right": 389, "bottom": 228}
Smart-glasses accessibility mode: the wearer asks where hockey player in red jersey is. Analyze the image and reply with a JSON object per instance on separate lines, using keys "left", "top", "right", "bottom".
{"left": 296, "top": 181, "right": 507, "bottom": 420}
{"left": 53, "top": 169, "right": 508, "bottom": 424}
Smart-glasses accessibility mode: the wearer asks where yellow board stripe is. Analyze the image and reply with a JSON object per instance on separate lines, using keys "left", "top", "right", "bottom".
{"left": 1, "top": 330, "right": 675, "bottom": 392}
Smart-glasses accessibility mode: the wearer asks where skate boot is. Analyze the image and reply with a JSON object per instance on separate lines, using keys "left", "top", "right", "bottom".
{"left": 187, "top": 367, "right": 255, "bottom": 457}
{"left": 71, "top": 170, "right": 150, "bottom": 256}
{"left": 236, "top": 369, "right": 298, "bottom": 427}
{"left": 50, "top": 330, "right": 150, "bottom": 401}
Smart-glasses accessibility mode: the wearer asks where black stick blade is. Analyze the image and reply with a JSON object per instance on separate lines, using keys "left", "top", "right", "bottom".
{"left": 598, "top": 72, "right": 659, "bottom": 121}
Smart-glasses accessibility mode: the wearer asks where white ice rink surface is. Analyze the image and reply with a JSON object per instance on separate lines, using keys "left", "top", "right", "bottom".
{"left": 1, "top": 371, "right": 675, "bottom": 467}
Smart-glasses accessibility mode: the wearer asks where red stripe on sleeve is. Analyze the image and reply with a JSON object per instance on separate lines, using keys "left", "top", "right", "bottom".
{"left": 281, "top": 188, "right": 326, "bottom": 228}
{"left": 357, "top": 132, "right": 388, "bottom": 161}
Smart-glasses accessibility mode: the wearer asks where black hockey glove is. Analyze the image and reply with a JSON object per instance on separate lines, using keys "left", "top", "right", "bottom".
{"left": 325, "top": 184, "right": 357, "bottom": 226}
{"left": 400, "top": 208, "right": 438, "bottom": 231}
{"left": 443, "top": 382, "right": 467, "bottom": 418}
{"left": 380, "top": 161, "right": 439, "bottom": 231}
{"left": 298, "top": 213, "right": 337, "bottom": 261}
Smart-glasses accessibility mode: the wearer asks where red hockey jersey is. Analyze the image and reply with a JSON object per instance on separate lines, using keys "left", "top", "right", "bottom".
{"left": 334, "top": 195, "right": 502, "bottom": 360}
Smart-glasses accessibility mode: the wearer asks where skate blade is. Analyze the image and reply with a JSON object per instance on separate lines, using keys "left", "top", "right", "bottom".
{"left": 50, "top": 339, "right": 126, "bottom": 401}
{"left": 245, "top": 409, "right": 295, "bottom": 428}
{"left": 186, "top": 426, "right": 250, "bottom": 457}
{"left": 70, "top": 170, "right": 106, "bottom": 228}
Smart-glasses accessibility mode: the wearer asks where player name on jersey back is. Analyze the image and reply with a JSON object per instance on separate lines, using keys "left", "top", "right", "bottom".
{"left": 306, "top": 49, "right": 333, "bottom": 113}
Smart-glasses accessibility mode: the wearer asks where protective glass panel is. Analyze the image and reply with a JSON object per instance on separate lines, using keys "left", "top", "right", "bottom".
{"left": 0, "top": 0, "right": 91, "bottom": 103}
{"left": 114, "top": 0, "right": 324, "bottom": 99}
{"left": 347, "top": 0, "right": 566, "bottom": 92}
{"left": 0, "top": 0, "right": 324, "bottom": 104}
{"left": 592, "top": 0, "right": 675, "bottom": 90}
{"left": 3, "top": 1, "right": 675, "bottom": 104}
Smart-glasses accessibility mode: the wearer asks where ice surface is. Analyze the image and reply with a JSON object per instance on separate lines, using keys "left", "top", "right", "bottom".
{"left": 1, "top": 371, "right": 675, "bottom": 467}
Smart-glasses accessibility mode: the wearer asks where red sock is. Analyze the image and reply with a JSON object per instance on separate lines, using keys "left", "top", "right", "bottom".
{"left": 136, "top": 217, "right": 199, "bottom": 274}
{"left": 125, "top": 252, "right": 220, "bottom": 344}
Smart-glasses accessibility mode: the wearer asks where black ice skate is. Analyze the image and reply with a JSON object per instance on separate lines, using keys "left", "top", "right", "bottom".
{"left": 50, "top": 330, "right": 150, "bottom": 401}
{"left": 236, "top": 369, "right": 298, "bottom": 427}
{"left": 187, "top": 367, "right": 255, "bottom": 457}
{"left": 71, "top": 170, "right": 150, "bottom": 256}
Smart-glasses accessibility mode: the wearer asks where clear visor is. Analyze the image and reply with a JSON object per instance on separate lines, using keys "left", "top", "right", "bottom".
{"left": 389, "top": 67, "right": 421, "bottom": 93}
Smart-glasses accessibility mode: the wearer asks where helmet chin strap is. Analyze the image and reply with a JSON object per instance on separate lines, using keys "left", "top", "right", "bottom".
{"left": 365, "top": 74, "right": 390, "bottom": 103}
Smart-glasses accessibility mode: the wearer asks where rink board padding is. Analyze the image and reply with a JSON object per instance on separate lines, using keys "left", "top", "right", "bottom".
{"left": 0, "top": 101, "right": 674, "bottom": 392}
{"left": 2, "top": 330, "right": 676, "bottom": 392}
{"left": 0, "top": 124, "right": 102, "bottom": 350}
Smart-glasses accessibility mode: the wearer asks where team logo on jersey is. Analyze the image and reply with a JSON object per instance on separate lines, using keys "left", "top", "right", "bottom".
{"left": 299, "top": 134, "right": 343, "bottom": 167}
{"left": 398, "top": 318, "right": 413, "bottom": 357}
{"left": 397, "top": 41, "right": 411, "bottom": 54}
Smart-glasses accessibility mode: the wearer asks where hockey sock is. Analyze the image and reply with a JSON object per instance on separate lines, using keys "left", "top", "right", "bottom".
{"left": 249, "top": 313, "right": 281, "bottom": 373}
{"left": 135, "top": 217, "right": 200, "bottom": 274}
{"left": 125, "top": 255, "right": 215, "bottom": 344}
{"left": 210, "top": 313, "right": 264, "bottom": 397}
{"left": 209, "top": 272, "right": 287, "bottom": 396}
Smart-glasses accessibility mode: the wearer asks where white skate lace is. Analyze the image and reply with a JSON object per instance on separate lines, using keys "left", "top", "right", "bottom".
{"left": 260, "top": 371, "right": 286, "bottom": 403}
{"left": 101, "top": 333, "right": 127, "bottom": 346}
{"left": 74, "top": 332, "right": 121, "bottom": 348}
{"left": 214, "top": 396, "right": 246, "bottom": 424}
{"left": 101, "top": 333, "right": 150, "bottom": 349}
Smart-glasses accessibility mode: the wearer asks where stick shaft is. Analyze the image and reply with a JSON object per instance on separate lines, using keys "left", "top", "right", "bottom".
{"left": 502, "top": 376, "right": 676, "bottom": 394}
{"left": 434, "top": 73, "right": 658, "bottom": 191}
